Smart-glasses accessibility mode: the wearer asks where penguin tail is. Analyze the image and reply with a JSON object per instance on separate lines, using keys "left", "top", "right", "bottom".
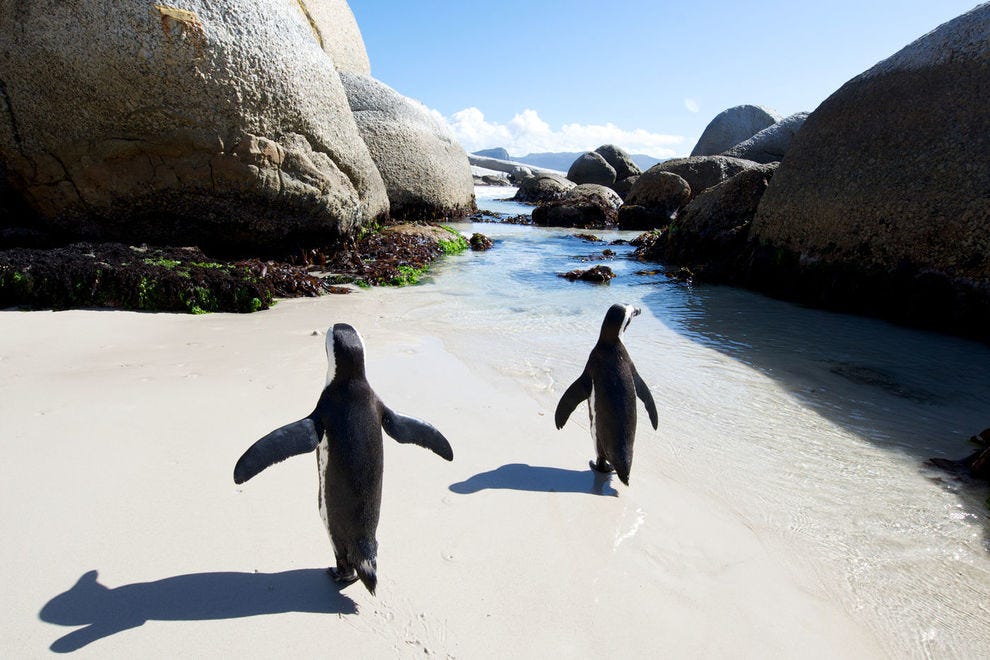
{"left": 357, "top": 559, "right": 377, "bottom": 596}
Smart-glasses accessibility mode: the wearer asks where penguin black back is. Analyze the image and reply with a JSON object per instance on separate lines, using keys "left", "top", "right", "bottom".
{"left": 233, "top": 323, "right": 453, "bottom": 595}
{"left": 555, "top": 304, "right": 658, "bottom": 485}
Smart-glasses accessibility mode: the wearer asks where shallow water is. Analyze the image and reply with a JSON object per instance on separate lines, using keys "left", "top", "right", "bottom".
{"left": 424, "top": 186, "right": 990, "bottom": 657}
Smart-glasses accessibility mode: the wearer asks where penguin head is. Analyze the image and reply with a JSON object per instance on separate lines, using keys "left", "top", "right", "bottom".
{"left": 325, "top": 323, "right": 367, "bottom": 384}
{"left": 599, "top": 303, "right": 640, "bottom": 343}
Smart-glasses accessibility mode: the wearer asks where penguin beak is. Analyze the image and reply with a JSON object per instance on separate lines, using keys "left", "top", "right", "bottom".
{"left": 632, "top": 307, "right": 641, "bottom": 317}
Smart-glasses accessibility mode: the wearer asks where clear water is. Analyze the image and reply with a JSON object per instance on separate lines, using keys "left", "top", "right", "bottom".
{"left": 417, "top": 186, "right": 990, "bottom": 657}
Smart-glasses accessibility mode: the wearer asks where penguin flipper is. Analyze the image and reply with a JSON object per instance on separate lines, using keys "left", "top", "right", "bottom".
{"left": 555, "top": 373, "right": 591, "bottom": 429}
{"left": 633, "top": 371, "right": 659, "bottom": 430}
{"left": 233, "top": 417, "right": 322, "bottom": 484}
{"left": 382, "top": 408, "right": 453, "bottom": 461}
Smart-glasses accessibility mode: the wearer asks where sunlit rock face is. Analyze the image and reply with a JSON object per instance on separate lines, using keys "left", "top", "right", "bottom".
{"left": 0, "top": 0, "right": 388, "bottom": 251}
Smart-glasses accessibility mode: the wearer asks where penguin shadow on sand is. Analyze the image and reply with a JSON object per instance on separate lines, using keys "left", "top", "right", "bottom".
{"left": 39, "top": 568, "right": 356, "bottom": 653}
{"left": 449, "top": 464, "right": 618, "bottom": 497}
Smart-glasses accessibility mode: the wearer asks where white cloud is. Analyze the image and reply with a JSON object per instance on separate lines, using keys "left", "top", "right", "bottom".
{"left": 684, "top": 98, "right": 700, "bottom": 113}
{"left": 443, "top": 107, "right": 683, "bottom": 158}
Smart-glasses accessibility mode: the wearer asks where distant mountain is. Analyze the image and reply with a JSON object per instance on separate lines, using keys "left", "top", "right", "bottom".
{"left": 472, "top": 149, "right": 665, "bottom": 173}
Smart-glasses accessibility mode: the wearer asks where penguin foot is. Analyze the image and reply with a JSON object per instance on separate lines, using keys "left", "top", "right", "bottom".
{"left": 328, "top": 566, "right": 359, "bottom": 584}
{"left": 589, "top": 458, "right": 615, "bottom": 474}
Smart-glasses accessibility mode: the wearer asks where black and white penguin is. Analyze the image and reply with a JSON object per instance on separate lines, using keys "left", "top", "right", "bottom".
{"left": 554, "top": 303, "right": 658, "bottom": 485}
{"left": 234, "top": 323, "right": 453, "bottom": 595}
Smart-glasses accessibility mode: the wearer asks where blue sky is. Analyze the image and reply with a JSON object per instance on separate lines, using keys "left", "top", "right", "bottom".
{"left": 349, "top": 1, "right": 980, "bottom": 158}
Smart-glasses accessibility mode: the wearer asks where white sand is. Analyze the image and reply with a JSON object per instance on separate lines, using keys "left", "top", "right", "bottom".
{"left": 0, "top": 291, "right": 885, "bottom": 658}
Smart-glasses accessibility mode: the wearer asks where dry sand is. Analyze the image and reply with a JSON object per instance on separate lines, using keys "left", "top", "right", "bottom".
{"left": 1, "top": 290, "right": 885, "bottom": 658}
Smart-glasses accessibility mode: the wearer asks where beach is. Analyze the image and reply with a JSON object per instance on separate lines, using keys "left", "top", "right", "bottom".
{"left": 2, "top": 287, "right": 895, "bottom": 658}
{"left": 4, "top": 205, "right": 990, "bottom": 657}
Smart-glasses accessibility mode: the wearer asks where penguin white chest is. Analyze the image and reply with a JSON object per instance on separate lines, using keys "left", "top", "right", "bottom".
{"left": 316, "top": 434, "right": 330, "bottom": 533}
{"left": 588, "top": 383, "right": 597, "bottom": 444}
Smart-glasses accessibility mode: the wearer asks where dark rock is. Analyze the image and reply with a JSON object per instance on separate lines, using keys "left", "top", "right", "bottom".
{"left": 559, "top": 264, "right": 615, "bottom": 283}
{"left": 691, "top": 105, "right": 781, "bottom": 156}
{"left": 532, "top": 185, "right": 621, "bottom": 228}
{"left": 618, "top": 206, "right": 659, "bottom": 232}
{"left": 929, "top": 427, "right": 990, "bottom": 481}
{"left": 620, "top": 170, "right": 692, "bottom": 230}
{"left": 630, "top": 230, "right": 663, "bottom": 248}
{"left": 469, "top": 233, "right": 493, "bottom": 250}
{"left": 512, "top": 173, "right": 576, "bottom": 203}
{"left": 664, "top": 164, "right": 778, "bottom": 274}
{"left": 572, "top": 233, "right": 603, "bottom": 242}
{"left": 666, "top": 267, "right": 695, "bottom": 283}
{"left": 594, "top": 144, "right": 642, "bottom": 180}
{"left": 566, "top": 152, "right": 617, "bottom": 186}
{"left": 611, "top": 175, "right": 639, "bottom": 200}
{"left": 749, "top": 4, "right": 990, "bottom": 339}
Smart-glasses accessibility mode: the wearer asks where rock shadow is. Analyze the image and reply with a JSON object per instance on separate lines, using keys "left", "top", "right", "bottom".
{"left": 450, "top": 463, "right": 617, "bottom": 497}
{"left": 40, "top": 568, "right": 356, "bottom": 653}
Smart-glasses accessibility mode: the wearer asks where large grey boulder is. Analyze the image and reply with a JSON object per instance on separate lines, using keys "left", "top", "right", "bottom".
{"left": 566, "top": 152, "right": 617, "bottom": 186}
{"left": 652, "top": 156, "right": 762, "bottom": 201}
{"left": 0, "top": 0, "right": 388, "bottom": 251}
{"left": 341, "top": 73, "right": 474, "bottom": 220}
{"left": 691, "top": 105, "right": 781, "bottom": 157}
{"left": 594, "top": 144, "right": 641, "bottom": 180}
{"left": 721, "top": 113, "right": 809, "bottom": 163}
{"left": 750, "top": 4, "right": 990, "bottom": 336}
{"left": 304, "top": 0, "right": 371, "bottom": 75}
{"left": 532, "top": 184, "right": 621, "bottom": 228}
{"left": 665, "top": 163, "right": 778, "bottom": 268}
{"left": 618, "top": 171, "right": 691, "bottom": 230}
{"left": 513, "top": 173, "right": 576, "bottom": 204}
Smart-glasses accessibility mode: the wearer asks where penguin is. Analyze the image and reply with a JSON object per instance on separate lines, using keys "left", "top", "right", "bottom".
{"left": 554, "top": 303, "right": 658, "bottom": 485}
{"left": 233, "top": 323, "right": 453, "bottom": 595}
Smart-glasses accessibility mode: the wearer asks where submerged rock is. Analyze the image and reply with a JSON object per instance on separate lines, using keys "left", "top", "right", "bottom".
{"left": 929, "top": 428, "right": 990, "bottom": 481}
{"left": 469, "top": 233, "right": 494, "bottom": 250}
{"left": 559, "top": 264, "right": 615, "bottom": 283}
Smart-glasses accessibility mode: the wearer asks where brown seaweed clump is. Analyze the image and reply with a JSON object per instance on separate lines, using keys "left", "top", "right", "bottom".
{"left": 0, "top": 243, "right": 335, "bottom": 314}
